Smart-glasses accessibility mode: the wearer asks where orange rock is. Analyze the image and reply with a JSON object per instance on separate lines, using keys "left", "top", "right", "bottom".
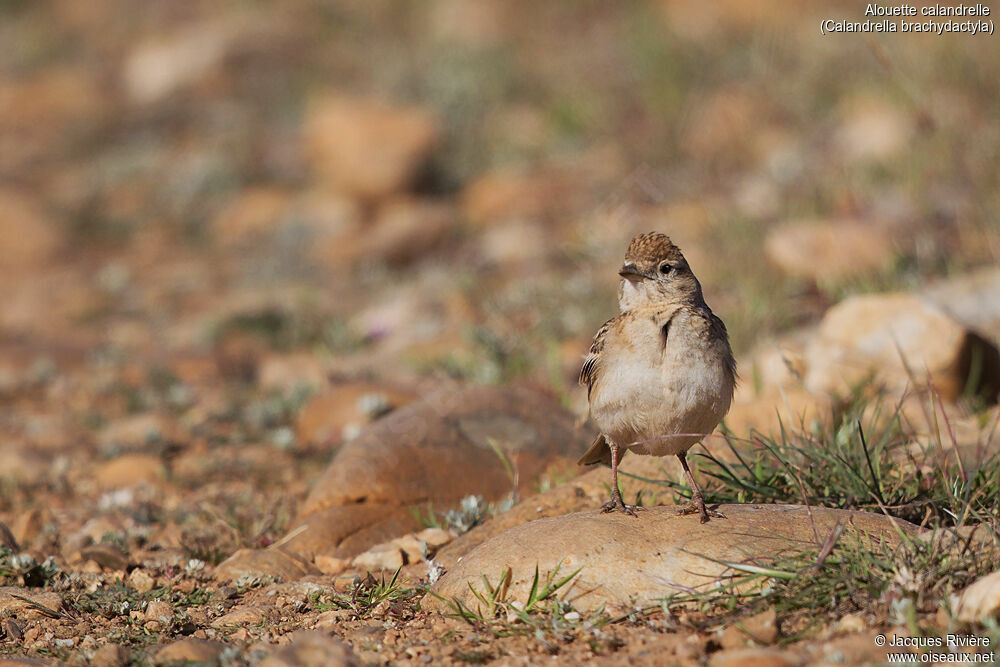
{"left": 299, "top": 385, "right": 583, "bottom": 515}
{"left": 764, "top": 219, "right": 896, "bottom": 284}
{"left": 259, "top": 631, "right": 357, "bottom": 666}
{"left": 428, "top": 505, "right": 915, "bottom": 615}
{"left": 296, "top": 382, "right": 416, "bottom": 446}
{"left": 221, "top": 385, "right": 588, "bottom": 581}
{"left": 804, "top": 294, "right": 1000, "bottom": 402}
{"left": 352, "top": 543, "right": 404, "bottom": 573}
{"left": 257, "top": 353, "right": 334, "bottom": 393}
{"left": 724, "top": 389, "right": 829, "bottom": 442}
{"left": 709, "top": 647, "right": 802, "bottom": 667}
{"left": 98, "top": 414, "right": 170, "bottom": 448}
{"left": 0, "top": 190, "right": 60, "bottom": 274}
{"left": 154, "top": 639, "right": 230, "bottom": 664}
{"left": 835, "top": 97, "right": 913, "bottom": 164}
{"left": 461, "top": 171, "right": 541, "bottom": 226}
{"left": 952, "top": 569, "right": 1000, "bottom": 623}
{"left": 314, "top": 555, "right": 350, "bottom": 576}
{"left": 304, "top": 95, "right": 439, "bottom": 200}
{"left": 123, "top": 20, "right": 234, "bottom": 104}
{"left": 94, "top": 454, "right": 167, "bottom": 490}
{"left": 214, "top": 547, "right": 317, "bottom": 582}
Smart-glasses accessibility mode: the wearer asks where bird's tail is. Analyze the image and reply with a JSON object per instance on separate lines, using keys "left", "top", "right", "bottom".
{"left": 578, "top": 433, "right": 614, "bottom": 467}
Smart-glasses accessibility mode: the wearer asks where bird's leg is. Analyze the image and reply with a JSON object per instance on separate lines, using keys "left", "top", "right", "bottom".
{"left": 601, "top": 442, "right": 643, "bottom": 517}
{"left": 676, "top": 451, "right": 725, "bottom": 523}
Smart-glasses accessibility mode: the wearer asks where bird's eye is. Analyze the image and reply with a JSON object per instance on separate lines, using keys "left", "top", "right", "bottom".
{"left": 659, "top": 263, "right": 673, "bottom": 275}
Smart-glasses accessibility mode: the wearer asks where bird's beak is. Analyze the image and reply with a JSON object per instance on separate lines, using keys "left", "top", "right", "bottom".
{"left": 618, "top": 263, "right": 644, "bottom": 281}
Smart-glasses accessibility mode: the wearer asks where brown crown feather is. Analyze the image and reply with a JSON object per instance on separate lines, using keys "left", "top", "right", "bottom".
{"left": 624, "top": 232, "right": 685, "bottom": 264}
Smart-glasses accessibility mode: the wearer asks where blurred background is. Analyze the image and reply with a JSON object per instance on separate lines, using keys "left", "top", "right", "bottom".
{"left": 1, "top": 1, "right": 999, "bottom": 520}
{"left": 2, "top": 0, "right": 998, "bottom": 390}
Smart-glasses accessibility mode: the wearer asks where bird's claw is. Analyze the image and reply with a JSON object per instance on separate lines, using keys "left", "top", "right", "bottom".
{"left": 601, "top": 492, "right": 644, "bottom": 517}
{"left": 676, "top": 499, "right": 725, "bottom": 523}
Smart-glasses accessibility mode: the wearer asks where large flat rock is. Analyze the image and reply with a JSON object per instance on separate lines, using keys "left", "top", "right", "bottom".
{"left": 428, "top": 504, "right": 917, "bottom": 614}
{"left": 216, "top": 384, "right": 588, "bottom": 580}
{"left": 433, "top": 452, "right": 679, "bottom": 570}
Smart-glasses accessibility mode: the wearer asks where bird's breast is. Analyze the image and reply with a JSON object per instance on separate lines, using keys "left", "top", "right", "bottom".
{"left": 589, "top": 314, "right": 733, "bottom": 454}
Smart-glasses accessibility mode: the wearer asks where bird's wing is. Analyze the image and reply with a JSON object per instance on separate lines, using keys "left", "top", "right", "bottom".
{"left": 705, "top": 309, "right": 738, "bottom": 384}
{"left": 579, "top": 315, "right": 617, "bottom": 399}
{"left": 578, "top": 432, "right": 613, "bottom": 466}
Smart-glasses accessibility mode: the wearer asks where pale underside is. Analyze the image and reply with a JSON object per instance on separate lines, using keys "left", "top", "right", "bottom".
{"left": 587, "top": 305, "right": 734, "bottom": 457}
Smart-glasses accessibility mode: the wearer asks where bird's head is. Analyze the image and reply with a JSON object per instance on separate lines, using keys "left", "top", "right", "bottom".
{"left": 617, "top": 232, "right": 704, "bottom": 310}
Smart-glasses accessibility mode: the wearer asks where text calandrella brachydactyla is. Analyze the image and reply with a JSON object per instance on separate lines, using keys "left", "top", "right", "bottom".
{"left": 822, "top": 3, "right": 994, "bottom": 35}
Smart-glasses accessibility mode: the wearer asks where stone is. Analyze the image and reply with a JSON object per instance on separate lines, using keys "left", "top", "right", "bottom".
{"left": 304, "top": 95, "right": 438, "bottom": 200}
{"left": 97, "top": 414, "right": 169, "bottom": 448}
{"left": 94, "top": 454, "right": 167, "bottom": 490}
{"left": 214, "top": 547, "right": 317, "bottom": 583}
{"left": 923, "top": 267, "right": 1000, "bottom": 341}
{"left": 0, "top": 190, "right": 60, "bottom": 274}
{"left": 212, "top": 605, "right": 280, "bottom": 628}
{"left": 9, "top": 510, "right": 44, "bottom": 550}
{"left": 415, "top": 528, "right": 453, "bottom": 549}
{"left": 296, "top": 382, "right": 416, "bottom": 446}
{"left": 300, "top": 385, "right": 582, "bottom": 515}
{"left": 314, "top": 555, "right": 350, "bottom": 576}
{"left": 428, "top": 505, "right": 917, "bottom": 614}
{"left": 144, "top": 600, "right": 173, "bottom": 625}
{"left": 832, "top": 613, "right": 866, "bottom": 635}
{"left": 123, "top": 20, "right": 233, "bottom": 104}
{"left": 153, "top": 638, "right": 229, "bottom": 664}
{"left": 65, "top": 518, "right": 125, "bottom": 553}
{"left": 764, "top": 219, "right": 896, "bottom": 285}
{"left": 259, "top": 630, "right": 358, "bottom": 666}
{"left": 725, "top": 388, "right": 828, "bottom": 441}
{"left": 80, "top": 544, "right": 130, "bottom": 571}
{"left": 804, "top": 632, "right": 897, "bottom": 665}
{"left": 314, "top": 609, "right": 353, "bottom": 628}
{"left": 804, "top": 294, "right": 1000, "bottom": 402}
{"left": 719, "top": 608, "right": 778, "bottom": 648}
{"left": 0, "top": 588, "right": 64, "bottom": 619}
{"left": 0, "top": 63, "right": 104, "bottom": 164}
{"left": 127, "top": 569, "right": 156, "bottom": 594}
{"left": 391, "top": 534, "right": 427, "bottom": 563}
{"left": 0, "top": 452, "right": 47, "bottom": 486}
{"left": 216, "top": 505, "right": 416, "bottom": 582}
{"left": 352, "top": 543, "right": 404, "bottom": 573}
{"left": 433, "top": 454, "right": 689, "bottom": 570}
{"left": 952, "top": 569, "right": 1000, "bottom": 623}
{"left": 290, "top": 385, "right": 584, "bottom": 558}
{"left": 257, "top": 353, "right": 333, "bottom": 394}
{"left": 743, "top": 333, "right": 811, "bottom": 396}
{"left": 835, "top": 98, "right": 912, "bottom": 163}
{"left": 428, "top": 0, "right": 507, "bottom": 47}
{"left": 709, "top": 647, "right": 802, "bottom": 667}
{"left": 460, "top": 170, "right": 545, "bottom": 227}
{"left": 89, "top": 644, "right": 129, "bottom": 667}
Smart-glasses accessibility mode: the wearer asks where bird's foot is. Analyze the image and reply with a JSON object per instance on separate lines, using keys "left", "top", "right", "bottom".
{"left": 601, "top": 491, "right": 644, "bottom": 517}
{"left": 676, "top": 497, "right": 725, "bottom": 523}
